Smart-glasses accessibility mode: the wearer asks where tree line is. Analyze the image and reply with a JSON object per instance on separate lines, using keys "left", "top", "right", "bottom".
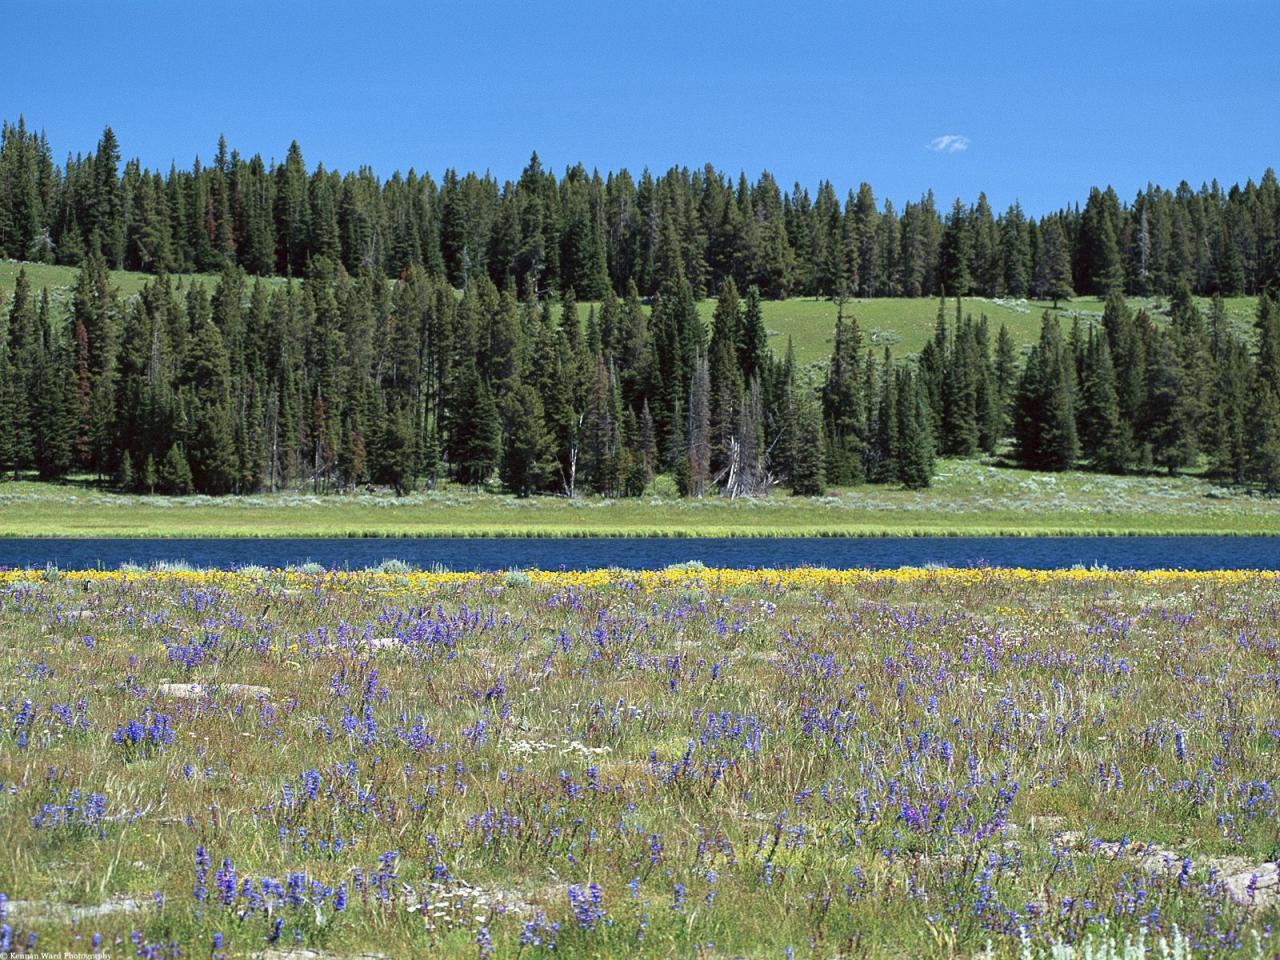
{"left": 3, "top": 249, "right": 1280, "bottom": 498}
{"left": 2, "top": 119, "right": 1279, "bottom": 301}
{"left": 0, "top": 252, "right": 933, "bottom": 497}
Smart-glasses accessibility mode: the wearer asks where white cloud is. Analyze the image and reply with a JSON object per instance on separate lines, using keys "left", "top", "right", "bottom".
{"left": 927, "top": 134, "right": 970, "bottom": 154}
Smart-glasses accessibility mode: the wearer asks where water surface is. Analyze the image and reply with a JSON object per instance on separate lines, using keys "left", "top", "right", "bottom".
{"left": 0, "top": 536, "right": 1277, "bottom": 571}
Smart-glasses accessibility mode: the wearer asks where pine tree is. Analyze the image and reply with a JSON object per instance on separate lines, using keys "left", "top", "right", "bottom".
{"left": 580, "top": 358, "right": 625, "bottom": 496}
{"left": 873, "top": 349, "right": 899, "bottom": 482}
{"left": 737, "top": 284, "right": 767, "bottom": 383}
{"left": 1142, "top": 331, "right": 1190, "bottom": 474}
{"left": 1145, "top": 283, "right": 1208, "bottom": 474}
{"left": 896, "top": 368, "right": 935, "bottom": 489}
{"left": 158, "top": 443, "right": 194, "bottom": 494}
{"left": 1254, "top": 293, "right": 1280, "bottom": 392}
{"left": 500, "top": 380, "right": 554, "bottom": 496}
{"left": 940, "top": 199, "right": 972, "bottom": 296}
{"left": 447, "top": 361, "right": 501, "bottom": 487}
{"left": 1210, "top": 336, "right": 1250, "bottom": 484}
{"left": 181, "top": 311, "right": 237, "bottom": 493}
{"left": 993, "top": 323, "right": 1017, "bottom": 442}
{"left": 821, "top": 301, "right": 866, "bottom": 484}
{"left": 276, "top": 141, "right": 310, "bottom": 276}
{"left": 708, "top": 278, "right": 743, "bottom": 477}
{"left": 1000, "top": 202, "right": 1032, "bottom": 297}
{"left": 636, "top": 399, "right": 657, "bottom": 486}
{"left": 724, "top": 376, "right": 766, "bottom": 497}
{"left": 1034, "top": 218, "right": 1074, "bottom": 307}
{"left": 1248, "top": 294, "right": 1280, "bottom": 491}
{"left": 0, "top": 341, "right": 13, "bottom": 478}
{"left": 789, "top": 384, "right": 825, "bottom": 495}
{"left": 1102, "top": 292, "right": 1145, "bottom": 427}
{"left": 1013, "top": 313, "right": 1078, "bottom": 470}
{"left": 1250, "top": 387, "right": 1280, "bottom": 494}
{"left": 33, "top": 342, "right": 77, "bottom": 481}
{"left": 419, "top": 423, "right": 440, "bottom": 491}
{"left": 116, "top": 450, "right": 134, "bottom": 491}
{"left": 940, "top": 309, "right": 980, "bottom": 456}
{"left": 376, "top": 403, "right": 416, "bottom": 495}
{"left": 686, "top": 355, "right": 711, "bottom": 497}
{"left": 5, "top": 268, "right": 37, "bottom": 474}
{"left": 1077, "top": 329, "right": 1130, "bottom": 472}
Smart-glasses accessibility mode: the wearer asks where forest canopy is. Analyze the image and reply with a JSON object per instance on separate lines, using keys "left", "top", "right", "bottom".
{"left": 1, "top": 119, "right": 1279, "bottom": 498}
{"left": 2, "top": 119, "right": 1277, "bottom": 299}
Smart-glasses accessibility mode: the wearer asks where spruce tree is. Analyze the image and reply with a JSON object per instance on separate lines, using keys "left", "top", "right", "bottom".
{"left": 1248, "top": 294, "right": 1280, "bottom": 491}
{"left": 685, "top": 356, "right": 711, "bottom": 497}
{"left": 116, "top": 450, "right": 134, "bottom": 491}
{"left": 821, "top": 302, "right": 866, "bottom": 484}
{"left": 500, "top": 381, "right": 554, "bottom": 497}
{"left": 896, "top": 369, "right": 935, "bottom": 489}
{"left": 158, "top": 443, "right": 194, "bottom": 494}
{"left": 0, "top": 342, "right": 13, "bottom": 478}
{"left": 1144, "top": 330, "right": 1196, "bottom": 474}
{"left": 1249, "top": 387, "right": 1280, "bottom": 494}
{"left": 181, "top": 313, "right": 237, "bottom": 493}
{"left": 708, "top": 278, "right": 743, "bottom": 477}
{"left": 33, "top": 343, "right": 77, "bottom": 481}
{"left": 993, "top": 323, "right": 1017, "bottom": 442}
{"left": 580, "top": 357, "right": 624, "bottom": 496}
{"left": 1013, "top": 313, "right": 1078, "bottom": 470}
{"left": 940, "top": 199, "right": 972, "bottom": 296}
{"left": 1102, "top": 292, "right": 1144, "bottom": 427}
{"left": 446, "top": 361, "right": 501, "bottom": 487}
{"left": 940, "top": 311, "right": 979, "bottom": 456}
{"left": 6, "top": 267, "right": 37, "bottom": 474}
{"left": 737, "top": 284, "right": 767, "bottom": 383}
{"left": 789, "top": 384, "right": 825, "bottom": 495}
{"left": 1211, "top": 336, "right": 1250, "bottom": 484}
{"left": 1034, "top": 218, "right": 1074, "bottom": 307}
{"left": 873, "top": 349, "right": 899, "bottom": 482}
{"left": 377, "top": 404, "right": 416, "bottom": 495}
{"left": 1077, "top": 329, "right": 1130, "bottom": 472}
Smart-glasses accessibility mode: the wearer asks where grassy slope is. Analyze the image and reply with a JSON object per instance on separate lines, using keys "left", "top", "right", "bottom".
{"left": 1, "top": 461, "right": 1278, "bottom": 537}
{"left": 4, "top": 259, "right": 1260, "bottom": 370}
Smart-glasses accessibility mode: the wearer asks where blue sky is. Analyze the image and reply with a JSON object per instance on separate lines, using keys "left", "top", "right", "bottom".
{"left": 6, "top": 0, "right": 1278, "bottom": 214}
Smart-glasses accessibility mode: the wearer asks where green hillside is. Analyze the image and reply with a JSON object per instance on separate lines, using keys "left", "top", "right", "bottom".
{"left": 2, "top": 259, "right": 1260, "bottom": 371}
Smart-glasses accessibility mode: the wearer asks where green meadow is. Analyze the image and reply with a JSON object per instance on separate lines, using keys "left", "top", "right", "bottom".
{"left": 2, "top": 460, "right": 1278, "bottom": 538}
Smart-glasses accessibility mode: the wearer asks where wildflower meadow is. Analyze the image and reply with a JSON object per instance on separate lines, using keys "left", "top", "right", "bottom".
{"left": 0, "top": 566, "right": 1277, "bottom": 958}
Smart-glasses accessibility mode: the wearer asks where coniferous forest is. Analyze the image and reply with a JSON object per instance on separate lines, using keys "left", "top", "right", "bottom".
{"left": 2, "top": 118, "right": 1280, "bottom": 497}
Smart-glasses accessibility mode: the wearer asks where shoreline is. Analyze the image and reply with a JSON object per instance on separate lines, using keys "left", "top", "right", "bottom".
{"left": 3, "top": 527, "right": 1280, "bottom": 539}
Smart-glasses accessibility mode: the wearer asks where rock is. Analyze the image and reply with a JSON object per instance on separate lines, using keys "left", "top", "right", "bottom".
{"left": 1204, "top": 855, "right": 1256, "bottom": 877}
{"left": 1033, "top": 830, "right": 1277, "bottom": 909}
{"left": 1027, "top": 815, "right": 1069, "bottom": 833}
{"left": 5, "top": 897, "right": 142, "bottom": 921}
{"left": 156, "top": 682, "right": 271, "bottom": 700}
{"left": 1223, "top": 863, "right": 1280, "bottom": 908}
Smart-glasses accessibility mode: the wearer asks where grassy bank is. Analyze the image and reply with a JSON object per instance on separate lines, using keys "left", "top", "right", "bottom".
{"left": 2, "top": 460, "right": 1279, "bottom": 538}
{"left": 0, "top": 567, "right": 1276, "bottom": 957}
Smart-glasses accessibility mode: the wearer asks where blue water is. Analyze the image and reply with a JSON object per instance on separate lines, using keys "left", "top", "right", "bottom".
{"left": 0, "top": 536, "right": 1277, "bottom": 571}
